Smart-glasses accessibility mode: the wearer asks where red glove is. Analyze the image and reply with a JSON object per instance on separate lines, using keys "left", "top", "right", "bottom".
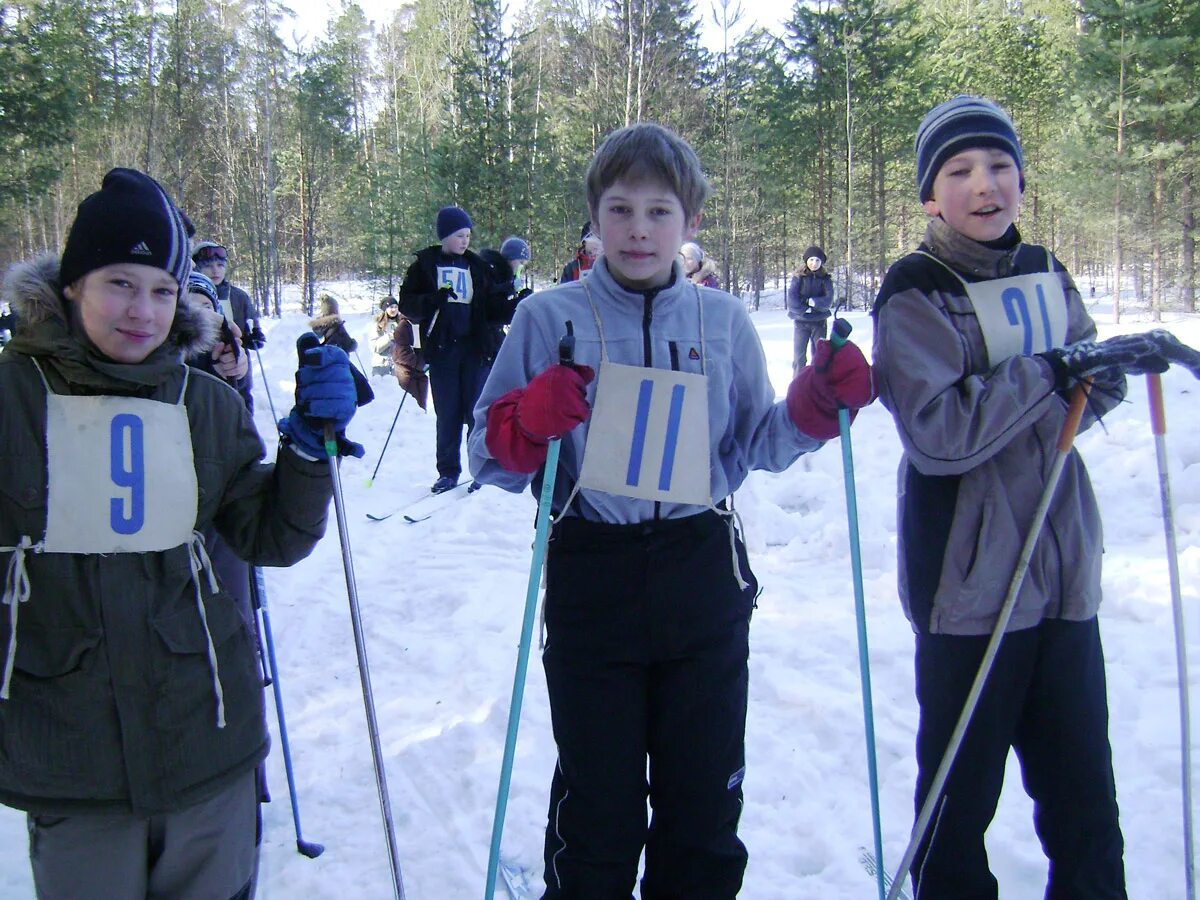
{"left": 486, "top": 364, "right": 595, "bottom": 473}
{"left": 787, "top": 339, "right": 874, "bottom": 440}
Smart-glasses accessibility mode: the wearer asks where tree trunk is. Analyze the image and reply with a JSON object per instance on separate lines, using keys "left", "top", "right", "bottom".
{"left": 1183, "top": 170, "right": 1196, "bottom": 312}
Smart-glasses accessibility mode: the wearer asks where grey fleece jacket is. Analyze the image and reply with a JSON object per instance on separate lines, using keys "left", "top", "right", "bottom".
{"left": 872, "top": 218, "right": 1125, "bottom": 636}
{"left": 468, "top": 257, "right": 820, "bottom": 523}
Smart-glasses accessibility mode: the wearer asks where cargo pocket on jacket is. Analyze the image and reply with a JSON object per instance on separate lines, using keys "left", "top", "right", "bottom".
{"left": 0, "top": 626, "right": 110, "bottom": 780}
{"left": 152, "top": 594, "right": 255, "bottom": 734}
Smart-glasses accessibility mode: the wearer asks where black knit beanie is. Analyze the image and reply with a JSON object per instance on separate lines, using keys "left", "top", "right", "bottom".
{"left": 436, "top": 206, "right": 473, "bottom": 240}
{"left": 802, "top": 245, "right": 827, "bottom": 265}
{"left": 60, "top": 168, "right": 194, "bottom": 292}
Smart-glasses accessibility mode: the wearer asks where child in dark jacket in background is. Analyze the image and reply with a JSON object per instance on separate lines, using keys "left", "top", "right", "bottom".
{"left": 786, "top": 245, "right": 833, "bottom": 372}
{"left": 309, "top": 293, "right": 357, "bottom": 354}
{"left": 871, "top": 95, "right": 1128, "bottom": 899}
{"left": 399, "top": 205, "right": 515, "bottom": 493}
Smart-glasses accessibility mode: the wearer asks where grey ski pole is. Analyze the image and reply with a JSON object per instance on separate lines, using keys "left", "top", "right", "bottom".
{"left": 298, "top": 333, "right": 405, "bottom": 899}
{"left": 1148, "top": 372, "right": 1195, "bottom": 900}
{"left": 485, "top": 322, "right": 576, "bottom": 899}
{"left": 249, "top": 567, "right": 324, "bottom": 858}
{"left": 887, "top": 381, "right": 1092, "bottom": 900}
{"left": 253, "top": 344, "right": 279, "bottom": 432}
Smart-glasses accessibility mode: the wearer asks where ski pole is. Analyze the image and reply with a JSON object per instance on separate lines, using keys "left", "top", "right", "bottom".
{"left": 485, "top": 322, "right": 576, "bottom": 899}
{"left": 887, "top": 380, "right": 1092, "bottom": 900}
{"left": 829, "top": 319, "right": 885, "bottom": 900}
{"left": 1148, "top": 372, "right": 1195, "bottom": 900}
{"left": 253, "top": 333, "right": 279, "bottom": 433}
{"left": 249, "top": 567, "right": 324, "bottom": 858}
{"left": 298, "top": 333, "right": 406, "bottom": 900}
{"left": 366, "top": 390, "right": 409, "bottom": 487}
{"left": 247, "top": 566, "right": 273, "bottom": 687}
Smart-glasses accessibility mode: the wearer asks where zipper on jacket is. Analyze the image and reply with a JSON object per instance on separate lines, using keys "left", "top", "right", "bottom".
{"left": 668, "top": 342, "right": 680, "bottom": 371}
{"left": 642, "top": 295, "right": 654, "bottom": 366}
{"left": 642, "top": 294, "right": 661, "bottom": 519}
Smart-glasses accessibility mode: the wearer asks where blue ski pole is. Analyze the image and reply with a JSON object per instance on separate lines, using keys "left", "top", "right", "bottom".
{"left": 829, "top": 318, "right": 885, "bottom": 900}
{"left": 485, "top": 323, "right": 576, "bottom": 898}
{"left": 249, "top": 568, "right": 324, "bottom": 859}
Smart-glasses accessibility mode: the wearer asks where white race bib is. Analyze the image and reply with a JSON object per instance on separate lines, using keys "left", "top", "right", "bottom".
{"left": 577, "top": 361, "right": 712, "bottom": 506}
{"left": 43, "top": 394, "right": 198, "bottom": 553}
{"left": 436, "top": 265, "right": 473, "bottom": 304}
{"left": 968, "top": 272, "right": 1069, "bottom": 366}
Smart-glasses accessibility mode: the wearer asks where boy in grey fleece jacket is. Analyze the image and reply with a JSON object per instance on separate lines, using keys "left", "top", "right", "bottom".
{"left": 872, "top": 96, "right": 1128, "bottom": 898}
{"left": 469, "top": 123, "right": 873, "bottom": 898}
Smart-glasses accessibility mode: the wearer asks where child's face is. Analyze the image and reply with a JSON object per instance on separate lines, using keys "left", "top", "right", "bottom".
{"left": 441, "top": 228, "right": 471, "bottom": 256}
{"left": 64, "top": 263, "right": 178, "bottom": 363}
{"left": 592, "top": 178, "right": 699, "bottom": 291}
{"left": 806, "top": 256, "right": 822, "bottom": 271}
{"left": 922, "top": 147, "right": 1022, "bottom": 243}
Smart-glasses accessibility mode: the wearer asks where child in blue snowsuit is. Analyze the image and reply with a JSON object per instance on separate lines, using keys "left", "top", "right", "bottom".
{"left": 872, "top": 95, "right": 1128, "bottom": 899}
{"left": 469, "top": 122, "right": 874, "bottom": 898}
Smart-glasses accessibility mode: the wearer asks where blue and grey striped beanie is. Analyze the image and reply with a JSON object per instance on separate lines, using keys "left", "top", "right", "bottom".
{"left": 60, "top": 168, "right": 194, "bottom": 292}
{"left": 915, "top": 96, "right": 1024, "bottom": 202}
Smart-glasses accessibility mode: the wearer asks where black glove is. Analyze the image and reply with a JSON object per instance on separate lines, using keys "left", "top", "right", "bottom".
{"left": 435, "top": 285, "right": 457, "bottom": 307}
{"left": 1039, "top": 329, "right": 1200, "bottom": 391}
{"left": 514, "top": 287, "right": 533, "bottom": 303}
{"left": 242, "top": 320, "right": 267, "bottom": 350}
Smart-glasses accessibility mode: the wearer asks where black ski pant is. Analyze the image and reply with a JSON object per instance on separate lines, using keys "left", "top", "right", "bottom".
{"left": 540, "top": 511, "right": 758, "bottom": 900}
{"left": 911, "top": 617, "right": 1126, "bottom": 900}
{"left": 427, "top": 339, "right": 487, "bottom": 479}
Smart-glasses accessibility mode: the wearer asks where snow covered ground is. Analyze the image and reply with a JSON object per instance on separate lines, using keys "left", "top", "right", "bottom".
{"left": 1, "top": 283, "right": 1197, "bottom": 899}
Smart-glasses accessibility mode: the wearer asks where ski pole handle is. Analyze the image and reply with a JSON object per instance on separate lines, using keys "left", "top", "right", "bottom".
{"left": 559, "top": 320, "right": 575, "bottom": 366}
{"left": 220, "top": 317, "right": 243, "bottom": 361}
{"left": 1058, "top": 378, "right": 1092, "bottom": 452}
{"left": 830, "top": 316, "right": 852, "bottom": 349}
{"left": 1148, "top": 372, "right": 1167, "bottom": 437}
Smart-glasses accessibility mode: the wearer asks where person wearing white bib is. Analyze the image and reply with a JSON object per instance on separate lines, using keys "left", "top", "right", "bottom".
{"left": 468, "top": 123, "right": 874, "bottom": 899}
{"left": 872, "top": 95, "right": 1128, "bottom": 898}
{"left": 0, "top": 168, "right": 365, "bottom": 900}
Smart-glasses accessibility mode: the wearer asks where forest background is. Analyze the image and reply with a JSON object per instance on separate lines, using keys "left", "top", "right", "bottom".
{"left": 0, "top": 0, "right": 1196, "bottom": 320}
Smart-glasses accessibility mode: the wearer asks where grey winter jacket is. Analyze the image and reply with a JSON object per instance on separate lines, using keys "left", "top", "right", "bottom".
{"left": 872, "top": 219, "right": 1125, "bottom": 636}
{"left": 0, "top": 255, "right": 332, "bottom": 816}
{"left": 468, "top": 257, "right": 820, "bottom": 523}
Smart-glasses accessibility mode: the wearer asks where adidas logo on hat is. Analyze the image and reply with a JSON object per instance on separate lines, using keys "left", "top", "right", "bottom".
{"left": 130, "top": 241, "right": 153, "bottom": 256}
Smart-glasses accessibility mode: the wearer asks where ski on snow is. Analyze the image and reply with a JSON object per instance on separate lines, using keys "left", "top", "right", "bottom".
{"left": 498, "top": 859, "right": 536, "bottom": 899}
{"left": 366, "top": 481, "right": 475, "bottom": 523}
{"left": 859, "top": 847, "right": 911, "bottom": 900}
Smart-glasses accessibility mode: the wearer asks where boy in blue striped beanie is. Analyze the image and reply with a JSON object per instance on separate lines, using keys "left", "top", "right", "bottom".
{"left": 870, "top": 96, "right": 1128, "bottom": 898}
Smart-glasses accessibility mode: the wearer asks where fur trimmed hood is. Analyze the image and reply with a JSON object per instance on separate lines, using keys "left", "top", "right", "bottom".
{"left": 2, "top": 252, "right": 218, "bottom": 358}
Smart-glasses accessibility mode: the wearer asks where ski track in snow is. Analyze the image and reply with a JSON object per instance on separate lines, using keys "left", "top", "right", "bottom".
{"left": 1, "top": 283, "right": 1197, "bottom": 899}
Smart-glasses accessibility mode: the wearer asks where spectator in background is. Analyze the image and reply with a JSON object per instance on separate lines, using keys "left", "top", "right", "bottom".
{"left": 309, "top": 293, "right": 358, "bottom": 354}
{"left": 786, "top": 245, "right": 834, "bottom": 372}
{"left": 680, "top": 241, "right": 719, "bottom": 288}
{"left": 192, "top": 240, "right": 264, "bottom": 411}
{"left": 372, "top": 295, "right": 401, "bottom": 376}
{"left": 560, "top": 221, "right": 602, "bottom": 283}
